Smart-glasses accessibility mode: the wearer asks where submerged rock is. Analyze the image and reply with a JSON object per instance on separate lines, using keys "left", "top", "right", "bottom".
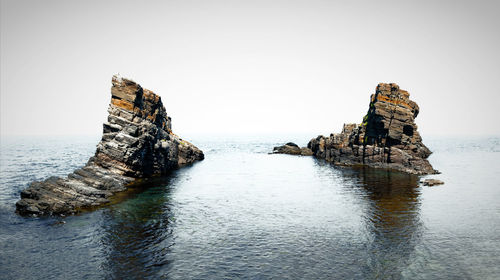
{"left": 307, "top": 83, "right": 437, "bottom": 175}
{"left": 272, "top": 143, "right": 313, "bottom": 156}
{"left": 16, "top": 75, "right": 204, "bottom": 216}
{"left": 422, "top": 179, "right": 444, "bottom": 186}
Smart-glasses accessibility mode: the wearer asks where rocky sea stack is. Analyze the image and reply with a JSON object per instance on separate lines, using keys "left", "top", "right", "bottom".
{"left": 307, "top": 83, "right": 437, "bottom": 175}
{"left": 16, "top": 75, "right": 204, "bottom": 216}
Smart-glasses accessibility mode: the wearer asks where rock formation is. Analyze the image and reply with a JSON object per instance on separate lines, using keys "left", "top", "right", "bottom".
{"left": 307, "top": 83, "right": 437, "bottom": 175}
{"left": 16, "top": 75, "right": 204, "bottom": 216}
{"left": 272, "top": 142, "right": 313, "bottom": 156}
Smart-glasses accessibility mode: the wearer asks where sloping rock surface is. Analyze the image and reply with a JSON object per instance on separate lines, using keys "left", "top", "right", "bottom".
{"left": 16, "top": 76, "right": 204, "bottom": 216}
{"left": 308, "top": 83, "right": 437, "bottom": 175}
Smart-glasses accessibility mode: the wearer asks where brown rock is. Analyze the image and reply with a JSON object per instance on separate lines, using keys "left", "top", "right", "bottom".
{"left": 300, "top": 147, "right": 314, "bottom": 156}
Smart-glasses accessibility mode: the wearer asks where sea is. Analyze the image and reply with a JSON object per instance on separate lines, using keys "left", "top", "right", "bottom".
{"left": 0, "top": 134, "right": 499, "bottom": 279}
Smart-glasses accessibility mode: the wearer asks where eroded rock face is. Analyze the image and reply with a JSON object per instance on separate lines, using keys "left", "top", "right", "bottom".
{"left": 16, "top": 75, "right": 204, "bottom": 216}
{"left": 308, "top": 83, "right": 437, "bottom": 175}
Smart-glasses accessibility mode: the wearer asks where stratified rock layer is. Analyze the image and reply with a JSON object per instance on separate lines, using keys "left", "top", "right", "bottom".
{"left": 16, "top": 76, "right": 204, "bottom": 216}
{"left": 308, "top": 83, "right": 437, "bottom": 175}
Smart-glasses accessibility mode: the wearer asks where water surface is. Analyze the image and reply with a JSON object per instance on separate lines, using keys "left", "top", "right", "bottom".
{"left": 1, "top": 135, "right": 499, "bottom": 279}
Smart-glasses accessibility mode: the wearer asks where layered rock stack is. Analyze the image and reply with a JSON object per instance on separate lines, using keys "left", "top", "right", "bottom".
{"left": 307, "top": 83, "right": 437, "bottom": 175}
{"left": 16, "top": 75, "right": 204, "bottom": 216}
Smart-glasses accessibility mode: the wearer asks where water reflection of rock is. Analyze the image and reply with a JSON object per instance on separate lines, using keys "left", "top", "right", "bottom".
{"left": 99, "top": 176, "right": 177, "bottom": 279}
{"left": 339, "top": 166, "right": 422, "bottom": 279}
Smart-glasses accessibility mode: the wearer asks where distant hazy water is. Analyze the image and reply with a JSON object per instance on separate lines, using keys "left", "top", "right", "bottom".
{"left": 1, "top": 134, "right": 499, "bottom": 279}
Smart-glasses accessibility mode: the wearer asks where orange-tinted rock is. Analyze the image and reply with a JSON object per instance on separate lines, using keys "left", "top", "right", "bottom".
{"left": 111, "top": 98, "right": 134, "bottom": 111}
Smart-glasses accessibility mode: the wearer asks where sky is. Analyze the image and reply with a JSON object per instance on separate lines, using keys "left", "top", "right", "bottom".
{"left": 1, "top": 0, "right": 499, "bottom": 137}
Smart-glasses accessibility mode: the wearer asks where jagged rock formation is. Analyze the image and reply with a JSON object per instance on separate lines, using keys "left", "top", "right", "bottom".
{"left": 272, "top": 142, "right": 313, "bottom": 156}
{"left": 16, "top": 75, "right": 204, "bottom": 216}
{"left": 307, "top": 83, "right": 437, "bottom": 175}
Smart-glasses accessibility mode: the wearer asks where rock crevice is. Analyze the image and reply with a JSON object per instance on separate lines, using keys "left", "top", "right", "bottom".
{"left": 16, "top": 75, "right": 204, "bottom": 216}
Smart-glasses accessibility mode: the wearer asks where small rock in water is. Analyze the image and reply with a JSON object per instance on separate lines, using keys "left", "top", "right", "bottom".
{"left": 422, "top": 179, "right": 444, "bottom": 186}
{"left": 51, "top": 220, "right": 66, "bottom": 226}
{"left": 272, "top": 143, "right": 313, "bottom": 156}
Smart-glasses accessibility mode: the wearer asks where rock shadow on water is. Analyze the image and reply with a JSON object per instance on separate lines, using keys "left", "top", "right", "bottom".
{"left": 98, "top": 173, "right": 185, "bottom": 279}
{"left": 317, "top": 160, "right": 424, "bottom": 278}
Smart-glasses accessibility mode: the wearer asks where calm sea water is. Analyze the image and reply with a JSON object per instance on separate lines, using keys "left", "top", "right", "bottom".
{"left": 1, "top": 134, "right": 499, "bottom": 279}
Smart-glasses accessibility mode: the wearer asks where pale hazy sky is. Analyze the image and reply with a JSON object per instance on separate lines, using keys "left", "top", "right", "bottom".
{"left": 1, "top": 0, "right": 499, "bottom": 137}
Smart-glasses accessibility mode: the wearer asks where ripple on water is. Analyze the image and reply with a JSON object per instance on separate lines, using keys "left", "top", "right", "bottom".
{"left": 1, "top": 135, "right": 500, "bottom": 279}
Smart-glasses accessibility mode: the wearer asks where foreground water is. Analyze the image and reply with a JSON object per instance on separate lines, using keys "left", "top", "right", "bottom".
{"left": 0, "top": 134, "right": 499, "bottom": 279}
